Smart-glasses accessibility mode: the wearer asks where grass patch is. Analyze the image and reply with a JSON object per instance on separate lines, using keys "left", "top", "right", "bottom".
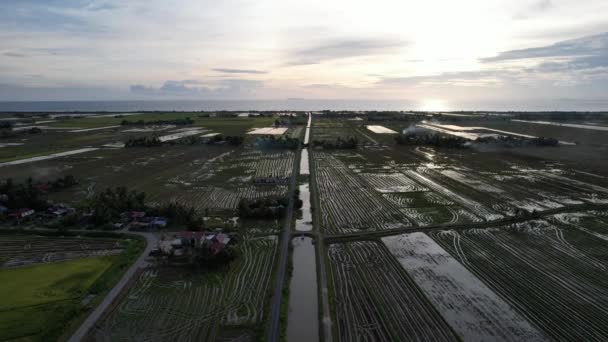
{"left": 0, "top": 257, "right": 115, "bottom": 341}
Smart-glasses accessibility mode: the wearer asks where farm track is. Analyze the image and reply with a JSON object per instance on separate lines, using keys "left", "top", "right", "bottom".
{"left": 324, "top": 202, "right": 608, "bottom": 243}
{"left": 267, "top": 142, "right": 301, "bottom": 342}
{"left": 308, "top": 123, "right": 333, "bottom": 342}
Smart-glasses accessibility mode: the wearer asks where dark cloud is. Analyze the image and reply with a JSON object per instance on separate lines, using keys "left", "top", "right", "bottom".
{"left": 514, "top": 0, "right": 553, "bottom": 20}
{"left": 481, "top": 32, "right": 608, "bottom": 63}
{"left": 212, "top": 68, "right": 267, "bottom": 74}
{"left": 0, "top": 1, "right": 110, "bottom": 33}
{"left": 286, "top": 38, "right": 406, "bottom": 65}
{"left": 3, "top": 52, "right": 26, "bottom": 58}
{"left": 129, "top": 79, "right": 264, "bottom": 99}
{"left": 87, "top": 2, "right": 121, "bottom": 11}
{"left": 0, "top": 83, "right": 125, "bottom": 101}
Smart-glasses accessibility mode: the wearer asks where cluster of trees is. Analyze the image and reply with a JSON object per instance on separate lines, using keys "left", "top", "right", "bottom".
{"left": 85, "top": 187, "right": 146, "bottom": 225}
{"left": 165, "top": 134, "right": 244, "bottom": 146}
{"left": 256, "top": 136, "right": 300, "bottom": 149}
{"left": 312, "top": 137, "right": 358, "bottom": 149}
{"left": 395, "top": 133, "right": 468, "bottom": 148}
{"left": 238, "top": 196, "right": 290, "bottom": 218}
{"left": 533, "top": 137, "right": 559, "bottom": 146}
{"left": 476, "top": 135, "right": 559, "bottom": 147}
{"left": 45, "top": 175, "right": 77, "bottom": 190}
{"left": 0, "top": 175, "right": 78, "bottom": 212}
{"left": 238, "top": 190, "right": 302, "bottom": 219}
{"left": 0, "top": 125, "right": 42, "bottom": 139}
{"left": 212, "top": 135, "right": 243, "bottom": 146}
{"left": 149, "top": 201, "right": 202, "bottom": 229}
{"left": 124, "top": 136, "right": 162, "bottom": 147}
{"left": 0, "top": 122, "right": 13, "bottom": 130}
{"left": 120, "top": 117, "right": 194, "bottom": 126}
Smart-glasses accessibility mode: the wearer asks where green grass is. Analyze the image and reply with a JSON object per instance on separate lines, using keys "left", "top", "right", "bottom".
{"left": 47, "top": 113, "right": 276, "bottom": 135}
{"left": 0, "top": 236, "right": 144, "bottom": 342}
{"left": 0, "top": 257, "right": 115, "bottom": 341}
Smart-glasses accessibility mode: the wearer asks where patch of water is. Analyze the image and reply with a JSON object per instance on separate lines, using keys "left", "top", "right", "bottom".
{"left": 296, "top": 183, "right": 312, "bottom": 231}
{"left": 287, "top": 237, "right": 319, "bottom": 342}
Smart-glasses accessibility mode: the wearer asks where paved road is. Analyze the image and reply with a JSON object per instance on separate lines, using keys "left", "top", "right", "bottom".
{"left": 68, "top": 231, "right": 157, "bottom": 342}
{"left": 267, "top": 147, "right": 301, "bottom": 342}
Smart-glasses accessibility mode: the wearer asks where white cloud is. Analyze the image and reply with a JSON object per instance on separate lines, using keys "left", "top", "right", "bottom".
{"left": 0, "top": 0, "right": 607, "bottom": 102}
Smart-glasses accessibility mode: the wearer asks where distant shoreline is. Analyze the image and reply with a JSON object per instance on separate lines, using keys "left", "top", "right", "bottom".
{"left": 0, "top": 99, "right": 607, "bottom": 113}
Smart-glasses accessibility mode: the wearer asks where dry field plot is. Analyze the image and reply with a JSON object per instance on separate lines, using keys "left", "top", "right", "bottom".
{"left": 327, "top": 240, "right": 459, "bottom": 342}
{"left": 90, "top": 236, "right": 277, "bottom": 342}
{"left": 162, "top": 148, "right": 294, "bottom": 212}
{"left": 429, "top": 221, "right": 608, "bottom": 341}
{"left": 2, "top": 144, "right": 295, "bottom": 215}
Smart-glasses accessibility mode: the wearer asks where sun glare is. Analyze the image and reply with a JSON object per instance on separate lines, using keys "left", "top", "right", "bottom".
{"left": 418, "top": 99, "right": 450, "bottom": 112}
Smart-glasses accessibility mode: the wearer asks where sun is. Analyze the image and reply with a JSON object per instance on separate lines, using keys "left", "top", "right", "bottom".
{"left": 418, "top": 99, "right": 450, "bottom": 112}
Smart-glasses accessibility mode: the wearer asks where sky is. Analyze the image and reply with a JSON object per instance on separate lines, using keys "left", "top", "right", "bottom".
{"left": 1, "top": 0, "right": 608, "bottom": 108}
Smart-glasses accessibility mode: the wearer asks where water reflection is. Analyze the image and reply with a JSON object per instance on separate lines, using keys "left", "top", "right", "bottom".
{"left": 287, "top": 237, "right": 319, "bottom": 342}
{"left": 296, "top": 183, "right": 312, "bottom": 231}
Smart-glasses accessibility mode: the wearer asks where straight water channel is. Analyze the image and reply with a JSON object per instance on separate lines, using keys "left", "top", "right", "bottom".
{"left": 286, "top": 112, "right": 319, "bottom": 342}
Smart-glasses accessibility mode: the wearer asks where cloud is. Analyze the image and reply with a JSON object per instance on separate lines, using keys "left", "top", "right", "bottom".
{"left": 130, "top": 79, "right": 264, "bottom": 99}
{"left": 212, "top": 68, "right": 267, "bottom": 74}
{"left": 3, "top": 52, "right": 26, "bottom": 58}
{"left": 286, "top": 38, "right": 406, "bottom": 65}
{"left": 481, "top": 32, "right": 608, "bottom": 63}
{"left": 514, "top": 0, "right": 553, "bottom": 19}
{"left": 378, "top": 70, "right": 516, "bottom": 88}
{"left": 86, "top": 2, "right": 121, "bottom": 11}
{"left": 0, "top": 82, "right": 126, "bottom": 101}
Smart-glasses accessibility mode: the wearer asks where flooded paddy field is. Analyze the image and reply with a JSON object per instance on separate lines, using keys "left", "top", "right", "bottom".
{"left": 383, "top": 232, "right": 547, "bottom": 341}
{"left": 428, "top": 221, "right": 608, "bottom": 341}
{"left": 326, "top": 240, "right": 459, "bottom": 342}
{"left": 312, "top": 114, "right": 608, "bottom": 341}
{"left": 312, "top": 126, "right": 608, "bottom": 234}
{"left": 88, "top": 236, "right": 277, "bottom": 342}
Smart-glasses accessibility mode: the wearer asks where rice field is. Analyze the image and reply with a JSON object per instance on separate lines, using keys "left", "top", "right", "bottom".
{"left": 90, "top": 236, "right": 278, "bottom": 342}
{"left": 429, "top": 221, "right": 608, "bottom": 341}
{"left": 0, "top": 235, "right": 123, "bottom": 268}
{"left": 162, "top": 148, "right": 294, "bottom": 212}
{"left": 382, "top": 232, "right": 547, "bottom": 341}
{"left": 327, "top": 240, "right": 459, "bottom": 342}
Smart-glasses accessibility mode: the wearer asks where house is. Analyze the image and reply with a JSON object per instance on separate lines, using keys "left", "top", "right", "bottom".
{"left": 9, "top": 208, "right": 35, "bottom": 220}
{"left": 158, "top": 231, "right": 233, "bottom": 256}
{"left": 129, "top": 221, "right": 149, "bottom": 231}
{"left": 121, "top": 211, "right": 146, "bottom": 222}
{"left": 207, "top": 233, "right": 231, "bottom": 255}
{"left": 149, "top": 217, "right": 167, "bottom": 228}
{"left": 177, "top": 231, "right": 207, "bottom": 248}
{"left": 47, "top": 204, "right": 75, "bottom": 218}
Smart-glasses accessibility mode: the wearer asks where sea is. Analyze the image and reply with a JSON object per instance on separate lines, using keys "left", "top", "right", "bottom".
{"left": 0, "top": 99, "right": 607, "bottom": 113}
